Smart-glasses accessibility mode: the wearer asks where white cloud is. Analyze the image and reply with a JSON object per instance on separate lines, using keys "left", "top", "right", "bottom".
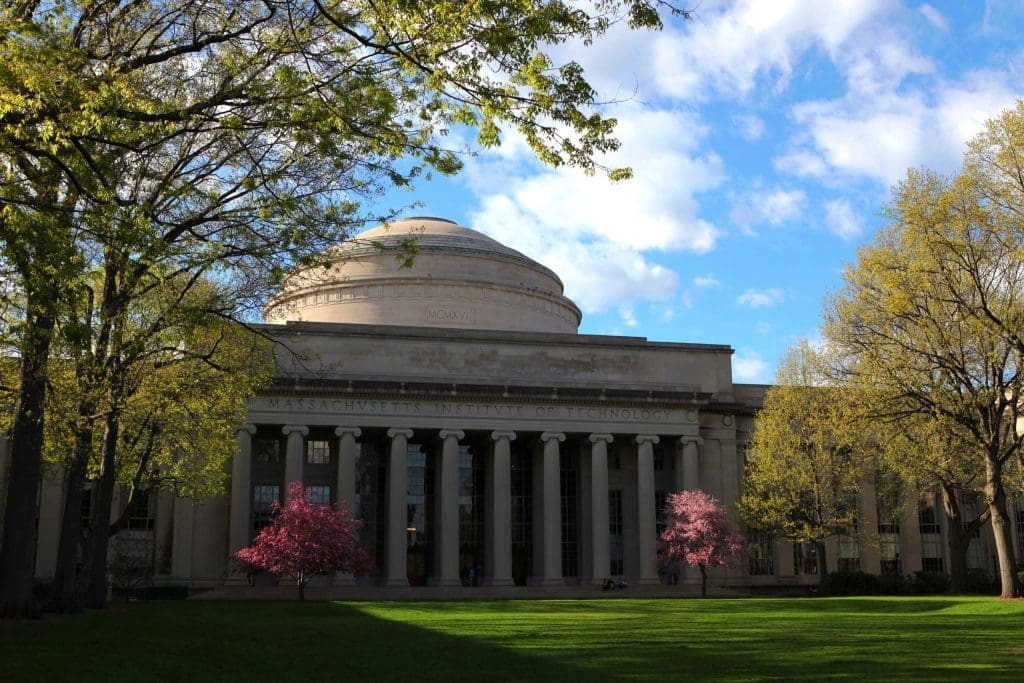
{"left": 780, "top": 68, "right": 1022, "bottom": 185}
{"left": 694, "top": 274, "right": 720, "bottom": 288}
{"left": 733, "top": 114, "right": 766, "bottom": 141}
{"left": 472, "top": 195, "right": 681, "bottom": 314}
{"left": 756, "top": 322, "right": 773, "bottom": 335}
{"left": 730, "top": 188, "right": 806, "bottom": 228}
{"left": 919, "top": 4, "right": 948, "bottom": 30}
{"left": 734, "top": 349, "right": 772, "bottom": 383}
{"left": 467, "top": 105, "right": 725, "bottom": 313}
{"left": 824, "top": 198, "right": 865, "bottom": 240}
{"left": 652, "top": 0, "right": 893, "bottom": 101}
{"left": 737, "top": 288, "right": 785, "bottom": 309}
{"left": 620, "top": 305, "right": 639, "bottom": 328}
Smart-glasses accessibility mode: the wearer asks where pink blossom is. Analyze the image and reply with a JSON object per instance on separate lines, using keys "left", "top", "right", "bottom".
{"left": 234, "top": 481, "right": 372, "bottom": 599}
{"left": 659, "top": 489, "right": 743, "bottom": 596}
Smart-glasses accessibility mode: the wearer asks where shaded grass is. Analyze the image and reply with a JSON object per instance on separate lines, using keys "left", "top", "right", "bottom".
{"left": 1, "top": 597, "right": 1022, "bottom": 681}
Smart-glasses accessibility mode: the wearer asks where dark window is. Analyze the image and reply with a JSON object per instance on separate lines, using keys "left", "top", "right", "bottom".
{"left": 609, "top": 489, "right": 624, "bottom": 576}
{"left": 356, "top": 440, "right": 385, "bottom": 576}
{"left": 305, "top": 485, "right": 331, "bottom": 506}
{"left": 793, "top": 542, "right": 818, "bottom": 575}
{"left": 748, "top": 530, "right": 774, "bottom": 575}
{"left": 458, "top": 445, "right": 485, "bottom": 586}
{"left": 254, "top": 438, "right": 280, "bottom": 464}
{"left": 253, "top": 485, "right": 280, "bottom": 535}
{"left": 307, "top": 439, "right": 330, "bottom": 465}
{"left": 560, "top": 451, "right": 578, "bottom": 579}
{"left": 511, "top": 447, "right": 533, "bottom": 586}
{"left": 655, "top": 490, "right": 667, "bottom": 536}
{"left": 127, "top": 490, "right": 155, "bottom": 532}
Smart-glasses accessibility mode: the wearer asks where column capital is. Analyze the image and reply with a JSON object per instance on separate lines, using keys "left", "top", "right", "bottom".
{"left": 490, "top": 430, "right": 517, "bottom": 442}
{"left": 680, "top": 435, "right": 704, "bottom": 446}
{"left": 635, "top": 434, "right": 660, "bottom": 445}
{"left": 540, "top": 432, "right": 566, "bottom": 443}
{"left": 589, "top": 433, "right": 613, "bottom": 444}
{"left": 438, "top": 429, "right": 465, "bottom": 441}
{"left": 234, "top": 424, "right": 257, "bottom": 436}
{"left": 282, "top": 424, "right": 308, "bottom": 436}
{"left": 387, "top": 427, "right": 414, "bottom": 439}
{"left": 334, "top": 426, "right": 362, "bottom": 438}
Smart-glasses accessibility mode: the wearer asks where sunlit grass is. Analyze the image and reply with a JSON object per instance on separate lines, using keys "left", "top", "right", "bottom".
{"left": 1, "top": 597, "right": 1021, "bottom": 681}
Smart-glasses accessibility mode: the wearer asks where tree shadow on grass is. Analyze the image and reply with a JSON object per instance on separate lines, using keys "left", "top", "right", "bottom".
{"left": 0, "top": 600, "right": 588, "bottom": 682}
{"left": 2, "top": 598, "right": 1021, "bottom": 682}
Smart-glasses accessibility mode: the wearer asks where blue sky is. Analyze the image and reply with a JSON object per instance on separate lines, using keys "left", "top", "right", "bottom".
{"left": 378, "top": 1, "right": 1024, "bottom": 384}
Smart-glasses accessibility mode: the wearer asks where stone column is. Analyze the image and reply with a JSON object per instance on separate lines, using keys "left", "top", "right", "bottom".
{"left": 635, "top": 434, "right": 660, "bottom": 585}
{"left": 588, "top": 434, "right": 613, "bottom": 585}
{"left": 333, "top": 427, "right": 361, "bottom": 587}
{"left": 535, "top": 432, "right": 565, "bottom": 585}
{"left": 228, "top": 425, "right": 256, "bottom": 570}
{"left": 680, "top": 436, "right": 702, "bottom": 491}
{"left": 384, "top": 428, "right": 413, "bottom": 587}
{"left": 433, "top": 429, "right": 464, "bottom": 587}
{"left": 281, "top": 424, "right": 308, "bottom": 499}
{"left": 334, "top": 427, "right": 361, "bottom": 513}
{"left": 171, "top": 497, "right": 195, "bottom": 582}
{"left": 859, "top": 478, "right": 881, "bottom": 574}
{"left": 486, "top": 431, "right": 515, "bottom": 586}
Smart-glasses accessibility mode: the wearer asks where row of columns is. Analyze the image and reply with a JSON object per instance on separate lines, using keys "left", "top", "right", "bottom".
{"left": 228, "top": 425, "right": 703, "bottom": 587}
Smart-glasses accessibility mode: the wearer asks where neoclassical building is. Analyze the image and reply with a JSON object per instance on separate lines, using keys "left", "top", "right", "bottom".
{"left": 17, "top": 217, "right": 1021, "bottom": 592}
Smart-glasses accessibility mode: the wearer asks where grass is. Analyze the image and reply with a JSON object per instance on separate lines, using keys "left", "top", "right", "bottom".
{"left": 1, "top": 596, "right": 1022, "bottom": 681}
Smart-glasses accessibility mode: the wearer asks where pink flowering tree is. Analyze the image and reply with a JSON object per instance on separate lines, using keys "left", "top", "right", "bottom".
{"left": 235, "top": 482, "right": 371, "bottom": 600}
{"left": 660, "top": 490, "right": 743, "bottom": 597}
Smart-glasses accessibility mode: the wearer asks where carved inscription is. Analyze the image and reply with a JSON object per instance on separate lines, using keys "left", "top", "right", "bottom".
{"left": 264, "top": 397, "right": 676, "bottom": 423}
{"left": 425, "top": 307, "right": 476, "bottom": 324}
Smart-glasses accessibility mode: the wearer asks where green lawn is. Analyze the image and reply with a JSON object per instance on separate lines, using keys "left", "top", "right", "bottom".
{"left": 1, "top": 597, "right": 1021, "bottom": 681}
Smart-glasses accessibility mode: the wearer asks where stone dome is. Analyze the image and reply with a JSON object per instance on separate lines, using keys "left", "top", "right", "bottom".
{"left": 264, "top": 217, "right": 582, "bottom": 334}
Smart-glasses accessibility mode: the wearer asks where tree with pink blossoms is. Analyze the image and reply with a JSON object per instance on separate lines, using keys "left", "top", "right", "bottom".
{"left": 659, "top": 490, "right": 743, "bottom": 597}
{"left": 234, "top": 482, "right": 371, "bottom": 600}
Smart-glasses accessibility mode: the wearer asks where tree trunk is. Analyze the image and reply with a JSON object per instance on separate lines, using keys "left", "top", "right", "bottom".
{"left": 0, "top": 300, "right": 56, "bottom": 618}
{"left": 985, "top": 458, "right": 1022, "bottom": 598}
{"left": 699, "top": 564, "right": 707, "bottom": 597}
{"left": 940, "top": 483, "right": 989, "bottom": 594}
{"left": 46, "top": 441, "right": 89, "bottom": 613}
{"left": 816, "top": 540, "right": 829, "bottom": 585}
{"left": 85, "top": 408, "right": 121, "bottom": 609}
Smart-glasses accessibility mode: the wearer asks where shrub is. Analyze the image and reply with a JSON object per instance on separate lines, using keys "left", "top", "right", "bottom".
{"left": 907, "top": 571, "right": 950, "bottom": 595}
{"left": 962, "top": 569, "right": 999, "bottom": 595}
{"left": 821, "top": 571, "right": 880, "bottom": 596}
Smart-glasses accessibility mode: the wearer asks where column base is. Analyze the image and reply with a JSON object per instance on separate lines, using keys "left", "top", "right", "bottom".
{"left": 480, "top": 577, "right": 515, "bottom": 587}
{"left": 428, "top": 577, "right": 462, "bottom": 588}
{"left": 331, "top": 572, "right": 355, "bottom": 587}
{"left": 224, "top": 574, "right": 250, "bottom": 587}
{"left": 381, "top": 577, "right": 410, "bottom": 587}
{"left": 637, "top": 577, "right": 662, "bottom": 586}
{"left": 527, "top": 576, "right": 564, "bottom": 587}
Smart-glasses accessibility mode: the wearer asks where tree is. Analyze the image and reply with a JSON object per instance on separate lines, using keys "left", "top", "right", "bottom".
{"left": 738, "top": 342, "right": 870, "bottom": 580}
{"left": 1, "top": 0, "right": 689, "bottom": 617}
{"left": 660, "top": 490, "right": 742, "bottom": 597}
{"left": 44, "top": 276, "right": 271, "bottom": 612}
{"left": 824, "top": 104, "right": 1024, "bottom": 597}
{"left": 875, "top": 412, "right": 990, "bottom": 593}
{"left": 235, "top": 481, "right": 369, "bottom": 600}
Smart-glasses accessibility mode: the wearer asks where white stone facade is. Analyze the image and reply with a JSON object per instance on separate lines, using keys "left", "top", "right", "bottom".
{"left": 12, "top": 217, "right": 1024, "bottom": 593}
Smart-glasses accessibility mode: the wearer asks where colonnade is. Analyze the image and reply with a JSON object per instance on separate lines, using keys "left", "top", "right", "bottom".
{"left": 227, "top": 424, "right": 704, "bottom": 587}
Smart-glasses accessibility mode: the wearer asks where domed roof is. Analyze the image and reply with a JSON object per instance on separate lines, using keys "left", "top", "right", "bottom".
{"left": 264, "top": 217, "right": 582, "bottom": 334}
{"left": 338, "top": 217, "right": 563, "bottom": 279}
